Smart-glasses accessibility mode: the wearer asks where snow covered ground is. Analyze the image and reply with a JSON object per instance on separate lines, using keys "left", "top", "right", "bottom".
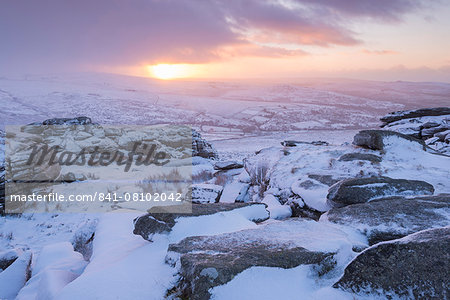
{"left": 1, "top": 73, "right": 449, "bottom": 299}
{"left": 1, "top": 73, "right": 449, "bottom": 134}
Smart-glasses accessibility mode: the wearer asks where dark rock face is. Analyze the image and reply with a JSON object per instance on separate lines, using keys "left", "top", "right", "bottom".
{"left": 327, "top": 176, "right": 434, "bottom": 208}
{"left": 335, "top": 227, "right": 450, "bottom": 299}
{"left": 422, "top": 121, "right": 441, "bottom": 128}
{"left": 133, "top": 203, "right": 268, "bottom": 240}
{"left": 214, "top": 161, "right": 243, "bottom": 171}
{"left": 22, "top": 116, "right": 95, "bottom": 134}
{"left": 59, "top": 172, "right": 87, "bottom": 183}
{"left": 338, "top": 153, "right": 382, "bottom": 163}
{"left": 191, "top": 184, "right": 223, "bottom": 204}
{"left": 380, "top": 107, "right": 450, "bottom": 124}
{"left": 281, "top": 140, "right": 329, "bottom": 147}
{"left": 323, "top": 194, "right": 450, "bottom": 245}
{"left": 43, "top": 116, "right": 93, "bottom": 125}
{"left": 307, "top": 174, "right": 343, "bottom": 187}
{"left": 168, "top": 227, "right": 333, "bottom": 300}
{"left": 192, "top": 130, "right": 218, "bottom": 159}
{"left": 27, "top": 116, "right": 93, "bottom": 126}
{"left": 353, "top": 130, "right": 426, "bottom": 151}
{"left": 0, "top": 249, "right": 20, "bottom": 271}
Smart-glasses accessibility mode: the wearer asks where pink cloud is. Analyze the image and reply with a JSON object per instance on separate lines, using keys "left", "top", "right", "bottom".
{"left": 0, "top": 0, "right": 434, "bottom": 73}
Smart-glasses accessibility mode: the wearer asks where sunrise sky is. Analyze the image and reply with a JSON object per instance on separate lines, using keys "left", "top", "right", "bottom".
{"left": 1, "top": 0, "right": 450, "bottom": 82}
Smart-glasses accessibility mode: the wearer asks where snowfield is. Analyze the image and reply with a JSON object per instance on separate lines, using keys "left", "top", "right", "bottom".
{"left": 1, "top": 74, "right": 450, "bottom": 299}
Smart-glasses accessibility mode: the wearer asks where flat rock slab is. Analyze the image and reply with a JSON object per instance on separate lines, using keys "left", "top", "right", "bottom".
{"left": 191, "top": 184, "right": 223, "bottom": 204}
{"left": 133, "top": 203, "right": 268, "bottom": 239}
{"left": 353, "top": 130, "right": 426, "bottom": 151}
{"left": 323, "top": 194, "right": 450, "bottom": 245}
{"left": 0, "top": 249, "right": 21, "bottom": 271}
{"left": 335, "top": 226, "right": 450, "bottom": 299}
{"left": 214, "top": 161, "right": 243, "bottom": 170}
{"left": 327, "top": 176, "right": 434, "bottom": 208}
{"left": 307, "top": 174, "right": 344, "bottom": 187}
{"left": 337, "top": 153, "right": 382, "bottom": 163}
{"left": 168, "top": 219, "right": 341, "bottom": 300}
{"left": 380, "top": 107, "right": 450, "bottom": 124}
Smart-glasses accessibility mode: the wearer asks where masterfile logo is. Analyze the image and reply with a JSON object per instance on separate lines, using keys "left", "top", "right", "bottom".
{"left": 4, "top": 124, "right": 193, "bottom": 213}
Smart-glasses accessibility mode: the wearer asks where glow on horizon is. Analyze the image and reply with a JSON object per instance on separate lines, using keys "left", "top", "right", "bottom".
{"left": 148, "top": 64, "right": 199, "bottom": 80}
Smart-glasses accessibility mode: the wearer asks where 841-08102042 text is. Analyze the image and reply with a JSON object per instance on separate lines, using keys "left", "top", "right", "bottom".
{"left": 8, "top": 192, "right": 183, "bottom": 202}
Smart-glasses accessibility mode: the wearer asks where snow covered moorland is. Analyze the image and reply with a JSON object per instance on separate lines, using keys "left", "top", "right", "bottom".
{"left": 0, "top": 75, "right": 449, "bottom": 299}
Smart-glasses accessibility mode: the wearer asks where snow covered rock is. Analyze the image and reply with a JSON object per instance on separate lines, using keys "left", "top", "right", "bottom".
{"left": 0, "top": 251, "right": 32, "bottom": 300}
{"left": 133, "top": 203, "right": 269, "bottom": 240}
{"left": 167, "top": 219, "right": 354, "bottom": 300}
{"left": 425, "top": 136, "right": 440, "bottom": 145}
{"left": 335, "top": 226, "right": 450, "bottom": 299}
{"left": 192, "top": 130, "right": 218, "bottom": 159}
{"left": 322, "top": 194, "right": 450, "bottom": 245}
{"left": 380, "top": 107, "right": 450, "bottom": 124}
{"left": 16, "top": 242, "right": 87, "bottom": 300}
{"left": 380, "top": 107, "right": 450, "bottom": 154}
{"left": 421, "top": 124, "right": 449, "bottom": 138}
{"left": 71, "top": 219, "right": 98, "bottom": 260}
{"left": 435, "top": 129, "right": 450, "bottom": 141}
{"left": 191, "top": 183, "right": 223, "bottom": 203}
{"left": 244, "top": 128, "right": 449, "bottom": 218}
{"left": 59, "top": 172, "right": 87, "bottom": 183}
{"left": 219, "top": 181, "right": 250, "bottom": 203}
{"left": 214, "top": 161, "right": 243, "bottom": 170}
{"left": 262, "top": 194, "right": 292, "bottom": 219}
{"left": 39, "top": 116, "right": 93, "bottom": 126}
{"left": 281, "top": 140, "right": 329, "bottom": 147}
{"left": 0, "top": 248, "right": 22, "bottom": 271}
{"left": 353, "top": 130, "right": 426, "bottom": 151}
{"left": 326, "top": 176, "right": 434, "bottom": 208}
{"left": 337, "top": 153, "right": 382, "bottom": 163}
{"left": 21, "top": 117, "right": 94, "bottom": 134}
{"left": 306, "top": 174, "right": 343, "bottom": 186}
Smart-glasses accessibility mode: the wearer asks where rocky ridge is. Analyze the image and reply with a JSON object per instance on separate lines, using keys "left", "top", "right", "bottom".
{"left": 380, "top": 107, "right": 450, "bottom": 154}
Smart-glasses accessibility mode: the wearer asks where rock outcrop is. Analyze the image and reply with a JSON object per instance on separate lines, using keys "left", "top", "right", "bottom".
{"left": 0, "top": 249, "right": 21, "bottom": 271}
{"left": 380, "top": 107, "right": 450, "bottom": 154}
{"left": 133, "top": 203, "right": 269, "bottom": 239}
{"left": 327, "top": 176, "right": 434, "bottom": 208}
{"left": 191, "top": 184, "right": 223, "bottom": 204}
{"left": 323, "top": 194, "right": 450, "bottom": 245}
{"left": 335, "top": 226, "right": 450, "bottom": 299}
{"left": 167, "top": 220, "right": 338, "bottom": 300}
{"left": 380, "top": 107, "right": 450, "bottom": 124}
{"left": 214, "top": 161, "right": 243, "bottom": 171}
{"left": 192, "top": 130, "right": 218, "bottom": 159}
{"left": 0, "top": 251, "right": 32, "bottom": 300}
{"left": 337, "top": 153, "right": 382, "bottom": 163}
{"left": 22, "top": 117, "right": 94, "bottom": 134}
{"left": 353, "top": 130, "right": 426, "bottom": 151}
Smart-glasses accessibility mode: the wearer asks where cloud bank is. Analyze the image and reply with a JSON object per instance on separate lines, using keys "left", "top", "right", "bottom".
{"left": 0, "top": 0, "right": 432, "bottom": 72}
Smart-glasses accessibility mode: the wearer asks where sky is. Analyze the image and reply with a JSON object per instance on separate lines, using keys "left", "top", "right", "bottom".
{"left": 1, "top": 0, "right": 450, "bottom": 82}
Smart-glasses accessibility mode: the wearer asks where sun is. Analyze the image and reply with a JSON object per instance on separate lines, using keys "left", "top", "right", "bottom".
{"left": 148, "top": 64, "right": 194, "bottom": 80}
